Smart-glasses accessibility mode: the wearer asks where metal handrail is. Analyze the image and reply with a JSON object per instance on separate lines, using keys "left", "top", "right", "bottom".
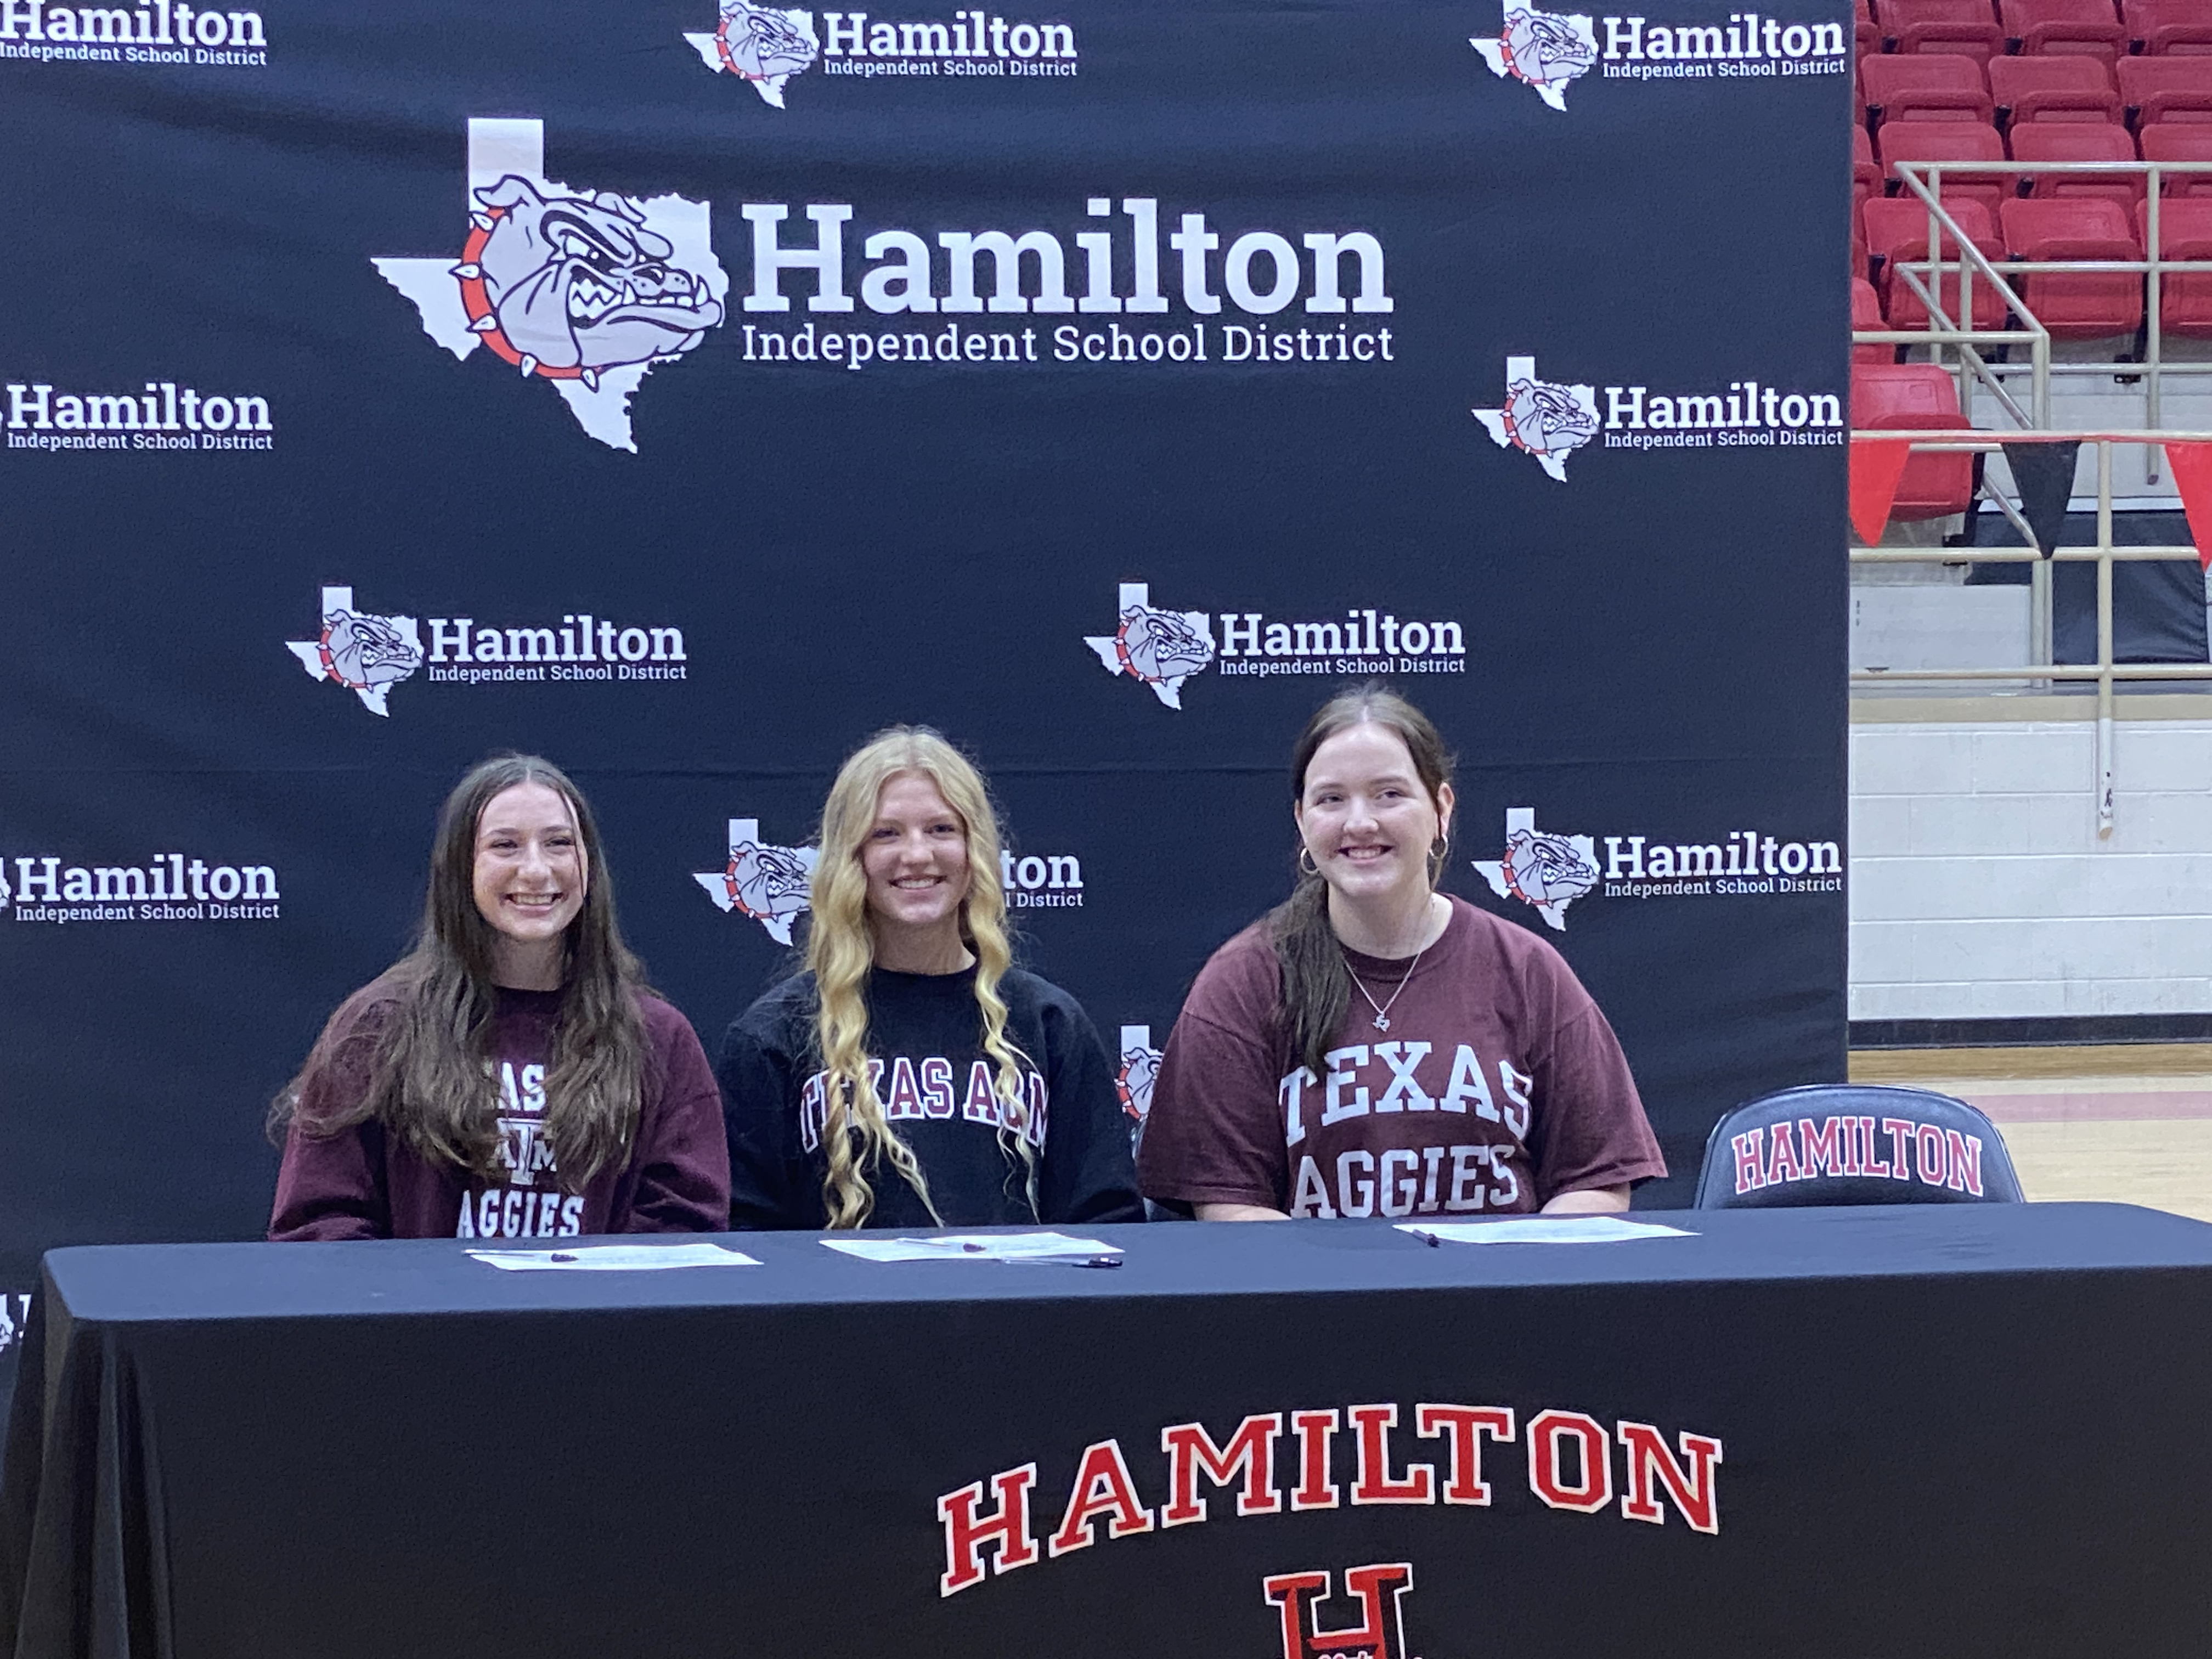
{"left": 1849, "top": 428, "right": 2211, "bottom": 833}
{"left": 1868, "top": 161, "right": 2212, "bottom": 447}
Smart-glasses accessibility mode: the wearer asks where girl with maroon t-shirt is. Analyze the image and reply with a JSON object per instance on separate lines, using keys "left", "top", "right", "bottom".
{"left": 268, "top": 755, "right": 729, "bottom": 1241}
{"left": 1136, "top": 689, "right": 1663, "bottom": 1222}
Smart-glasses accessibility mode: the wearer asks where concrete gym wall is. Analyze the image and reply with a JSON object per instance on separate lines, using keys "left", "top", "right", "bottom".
{"left": 1850, "top": 712, "right": 2212, "bottom": 1022}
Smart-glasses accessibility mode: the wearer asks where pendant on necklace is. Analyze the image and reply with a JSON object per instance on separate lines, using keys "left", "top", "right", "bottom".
{"left": 1372, "top": 1013, "right": 1390, "bottom": 1031}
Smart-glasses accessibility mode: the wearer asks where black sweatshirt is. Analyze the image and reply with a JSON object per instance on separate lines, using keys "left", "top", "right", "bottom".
{"left": 715, "top": 964, "right": 1144, "bottom": 1230}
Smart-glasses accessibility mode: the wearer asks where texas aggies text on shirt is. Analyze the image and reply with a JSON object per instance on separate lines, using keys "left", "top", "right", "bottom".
{"left": 455, "top": 1059, "right": 588, "bottom": 1239}
{"left": 1282, "top": 1040, "right": 1533, "bottom": 1217}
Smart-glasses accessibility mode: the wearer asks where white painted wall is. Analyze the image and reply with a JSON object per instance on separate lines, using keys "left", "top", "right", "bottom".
{"left": 1850, "top": 716, "right": 2212, "bottom": 1020}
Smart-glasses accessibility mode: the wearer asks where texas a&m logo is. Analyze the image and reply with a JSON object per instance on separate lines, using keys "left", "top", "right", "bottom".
{"left": 1265, "top": 1562, "right": 1415, "bottom": 1659}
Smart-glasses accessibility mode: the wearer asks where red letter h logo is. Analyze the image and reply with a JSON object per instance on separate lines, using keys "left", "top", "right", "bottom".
{"left": 1262, "top": 1562, "right": 1415, "bottom": 1659}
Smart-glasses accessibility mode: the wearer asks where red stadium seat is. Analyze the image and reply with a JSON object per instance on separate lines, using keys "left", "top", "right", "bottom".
{"left": 1852, "top": 364, "right": 1977, "bottom": 521}
{"left": 2119, "top": 57, "right": 2212, "bottom": 123}
{"left": 1864, "top": 54, "right": 1996, "bottom": 123}
{"left": 2124, "top": 0, "right": 2212, "bottom": 54}
{"left": 1854, "top": 276, "right": 1895, "bottom": 360}
{"left": 2001, "top": 195, "right": 2147, "bottom": 334}
{"left": 2142, "top": 121, "right": 2212, "bottom": 191}
{"left": 2011, "top": 121, "right": 2142, "bottom": 206}
{"left": 2136, "top": 196, "right": 2212, "bottom": 332}
{"left": 1884, "top": 0, "right": 2007, "bottom": 61}
{"left": 1864, "top": 196, "right": 2015, "bottom": 325}
{"left": 2002, "top": 0, "right": 2128, "bottom": 60}
{"left": 1989, "top": 55, "right": 2121, "bottom": 124}
{"left": 1880, "top": 119, "right": 2014, "bottom": 213}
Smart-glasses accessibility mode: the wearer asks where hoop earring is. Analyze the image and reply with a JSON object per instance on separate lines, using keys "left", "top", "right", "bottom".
{"left": 1297, "top": 847, "right": 1320, "bottom": 877}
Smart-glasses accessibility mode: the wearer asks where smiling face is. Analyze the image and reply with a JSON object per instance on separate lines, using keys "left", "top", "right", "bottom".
{"left": 472, "top": 782, "right": 587, "bottom": 971}
{"left": 860, "top": 770, "right": 972, "bottom": 953}
{"left": 1294, "top": 721, "right": 1455, "bottom": 910}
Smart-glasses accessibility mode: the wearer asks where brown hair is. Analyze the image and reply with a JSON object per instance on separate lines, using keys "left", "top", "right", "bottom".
{"left": 271, "top": 754, "right": 652, "bottom": 1186}
{"left": 1269, "top": 686, "right": 1457, "bottom": 1084}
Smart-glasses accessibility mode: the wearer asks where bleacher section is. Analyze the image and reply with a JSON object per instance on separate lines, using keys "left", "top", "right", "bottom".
{"left": 1849, "top": 0, "right": 2211, "bottom": 704}
{"left": 1853, "top": 0, "right": 2212, "bottom": 509}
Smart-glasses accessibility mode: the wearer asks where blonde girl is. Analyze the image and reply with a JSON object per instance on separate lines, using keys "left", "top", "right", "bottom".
{"left": 715, "top": 727, "right": 1142, "bottom": 1229}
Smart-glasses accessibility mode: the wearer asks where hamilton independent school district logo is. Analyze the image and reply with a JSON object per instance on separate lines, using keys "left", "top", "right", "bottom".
{"left": 696, "top": 819, "right": 818, "bottom": 944}
{"left": 286, "top": 586, "right": 422, "bottom": 716}
{"left": 1472, "top": 355, "right": 1598, "bottom": 482}
{"left": 1472, "top": 3, "right": 1598, "bottom": 110}
{"left": 1085, "top": 583, "right": 1217, "bottom": 710}
{"left": 1474, "top": 806, "right": 1600, "bottom": 930}
{"left": 1114, "top": 1025, "right": 1160, "bottom": 1129}
{"left": 685, "top": 1, "right": 820, "bottom": 106}
{"left": 373, "top": 119, "right": 727, "bottom": 452}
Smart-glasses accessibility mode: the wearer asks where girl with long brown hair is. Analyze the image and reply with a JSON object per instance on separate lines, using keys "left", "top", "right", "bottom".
{"left": 269, "top": 755, "right": 729, "bottom": 1239}
{"left": 1137, "top": 686, "right": 1663, "bottom": 1221}
{"left": 715, "top": 726, "right": 1141, "bottom": 1229}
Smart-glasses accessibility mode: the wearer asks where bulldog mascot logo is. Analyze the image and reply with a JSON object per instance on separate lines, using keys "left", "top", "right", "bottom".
{"left": 1114, "top": 1025, "right": 1162, "bottom": 1133}
{"left": 1085, "top": 582, "right": 1218, "bottom": 711}
{"left": 1472, "top": 4, "right": 1599, "bottom": 110}
{"left": 1472, "top": 354, "right": 1600, "bottom": 483}
{"left": 286, "top": 585, "right": 425, "bottom": 717}
{"left": 1474, "top": 806, "right": 1601, "bottom": 930}
{"left": 695, "top": 819, "right": 819, "bottom": 945}
{"left": 374, "top": 119, "right": 728, "bottom": 452}
{"left": 684, "top": 1, "right": 821, "bottom": 106}
{"left": 459, "top": 178, "right": 722, "bottom": 387}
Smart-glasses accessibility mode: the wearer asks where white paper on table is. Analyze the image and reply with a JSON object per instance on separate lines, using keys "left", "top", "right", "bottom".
{"left": 820, "top": 1232, "right": 1120, "bottom": 1263}
{"left": 466, "top": 1242, "right": 763, "bottom": 1271}
{"left": 1394, "top": 1217, "right": 1694, "bottom": 1245}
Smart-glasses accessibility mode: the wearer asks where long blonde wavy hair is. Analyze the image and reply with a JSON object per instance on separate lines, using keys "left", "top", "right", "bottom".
{"left": 807, "top": 727, "right": 1035, "bottom": 1227}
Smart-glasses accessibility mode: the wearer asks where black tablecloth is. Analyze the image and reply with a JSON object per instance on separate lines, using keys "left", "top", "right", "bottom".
{"left": 4, "top": 1205, "right": 2211, "bottom": 1659}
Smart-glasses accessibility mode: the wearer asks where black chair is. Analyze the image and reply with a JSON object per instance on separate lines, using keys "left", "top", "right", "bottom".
{"left": 1695, "top": 1083, "right": 2025, "bottom": 1209}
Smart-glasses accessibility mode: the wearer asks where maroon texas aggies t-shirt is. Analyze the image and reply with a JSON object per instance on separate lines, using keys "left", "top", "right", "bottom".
{"left": 1137, "top": 896, "right": 1664, "bottom": 1217}
{"left": 269, "top": 983, "right": 730, "bottom": 1241}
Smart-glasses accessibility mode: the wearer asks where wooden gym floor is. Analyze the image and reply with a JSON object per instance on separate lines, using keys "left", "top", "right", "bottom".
{"left": 1849, "top": 1045, "right": 2212, "bottom": 1222}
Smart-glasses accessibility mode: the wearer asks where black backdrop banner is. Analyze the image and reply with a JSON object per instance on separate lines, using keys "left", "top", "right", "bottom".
{"left": 0, "top": 0, "right": 1849, "bottom": 1289}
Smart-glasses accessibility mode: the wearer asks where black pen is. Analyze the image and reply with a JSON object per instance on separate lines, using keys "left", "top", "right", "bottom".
{"left": 1009, "top": 1253, "right": 1123, "bottom": 1268}
{"left": 1410, "top": 1229, "right": 1442, "bottom": 1248}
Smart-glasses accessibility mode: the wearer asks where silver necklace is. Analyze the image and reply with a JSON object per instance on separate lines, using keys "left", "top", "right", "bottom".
{"left": 1345, "top": 944, "right": 1426, "bottom": 1032}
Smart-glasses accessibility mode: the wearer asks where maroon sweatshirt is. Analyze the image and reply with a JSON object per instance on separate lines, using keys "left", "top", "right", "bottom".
{"left": 269, "top": 983, "right": 731, "bottom": 1241}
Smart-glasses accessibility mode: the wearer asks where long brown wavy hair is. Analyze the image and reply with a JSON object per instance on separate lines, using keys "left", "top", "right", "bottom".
{"left": 806, "top": 727, "right": 1031, "bottom": 1228}
{"left": 1271, "top": 687, "right": 1457, "bottom": 1085}
{"left": 271, "top": 754, "right": 652, "bottom": 1186}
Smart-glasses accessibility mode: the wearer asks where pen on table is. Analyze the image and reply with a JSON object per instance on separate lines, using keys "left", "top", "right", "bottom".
{"left": 551, "top": 1252, "right": 579, "bottom": 1262}
{"left": 1015, "top": 1254, "right": 1123, "bottom": 1269}
{"left": 1410, "top": 1229, "right": 1442, "bottom": 1248}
